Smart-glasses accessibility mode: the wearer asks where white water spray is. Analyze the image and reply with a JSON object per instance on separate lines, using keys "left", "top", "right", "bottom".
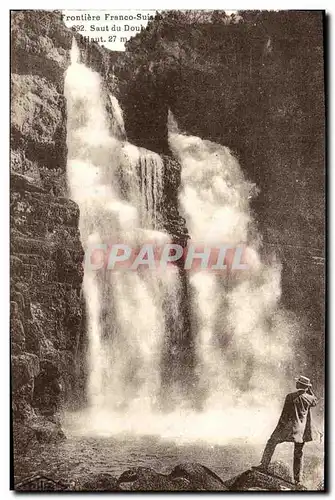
{"left": 64, "top": 39, "right": 296, "bottom": 444}
{"left": 65, "top": 39, "right": 179, "bottom": 424}
{"left": 168, "top": 122, "right": 294, "bottom": 412}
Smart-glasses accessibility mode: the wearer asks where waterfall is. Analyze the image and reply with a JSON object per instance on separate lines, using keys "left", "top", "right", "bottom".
{"left": 64, "top": 39, "right": 180, "bottom": 426}
{"left": 168, "top": 124, "right": 295, "bottom": 410}
{"left": 64, "top": 39, "right": 296, "bottom": 443}
{"left": 121, "top": 143, "right": 164, "bottom": 229}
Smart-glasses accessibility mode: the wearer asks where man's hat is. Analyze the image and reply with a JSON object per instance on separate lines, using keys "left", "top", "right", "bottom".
{"left": 295, "top": 375, "right": 312, "bottom": 387}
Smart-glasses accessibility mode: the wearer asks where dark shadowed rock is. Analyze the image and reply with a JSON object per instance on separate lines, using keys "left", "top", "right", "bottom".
{"left": 33, "top": 364, "right": 62, "bottom": 416}
{"left": 11, "top": 7, "right": 88, "bottom": 451}
{"left": 118, "top": 467, "right": 189, "bottom": 491}
{"left": 29, "top": 415, "right": 66, "bottom": 443}
{"left": 12, "top": 353, "right": 40, "bottom": 391}
{"left": 24, "top": 320, "right": 41, "bottom": 356}
{"left": 117, "top": 463, "right": 228, "bottom": 492}
{"left": 228, "top": 461, "right": 297, "bottom": 491}
{"left": 77, "top": 473, "right": 120, "bottom": 491}
{"left": 170, "top": 462, "right": 228, "bottom": 491}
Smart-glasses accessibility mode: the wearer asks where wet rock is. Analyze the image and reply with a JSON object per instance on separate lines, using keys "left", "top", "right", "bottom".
{"left": 169, "top": 462, "right": 228, "bottom": 491}
{"left": 118, "top": 467, "right": 188, "bottom": 491}
{"left": 228, "top": 461, "right": 296, "bottom": 491}
{"left": 33, "top": 360, "right": 62, "bottom": 416}
{"left": 12, "top": 353, "right": 40, "bottom": 391}
{"left": 11, "top": 317, "right": 25, "bottom": 353}
{"left": 24, "top": 320, "right": 41, "bottom": 356}
{"left": 160, "top": 155, "right": 189, "bottom": 247}
{"left": 117, "top": 463, "right": 228, "bottom": 492}
{"left": 29, "top": 415, "right": 66, "bottom": 443}
{"left": 11, "top": 11, "right": 86, "bottom": 447}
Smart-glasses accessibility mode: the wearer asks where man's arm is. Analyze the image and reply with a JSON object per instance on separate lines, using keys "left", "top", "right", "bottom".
{"left": 306, "top": 386, "right": 318, "bottom": 406}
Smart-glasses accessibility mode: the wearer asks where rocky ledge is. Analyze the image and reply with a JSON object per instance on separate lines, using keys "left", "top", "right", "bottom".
{"left": 15, "top": 461, "right": 324, "bottom": 492}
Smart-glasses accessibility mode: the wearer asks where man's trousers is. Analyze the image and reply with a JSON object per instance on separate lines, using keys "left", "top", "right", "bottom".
{"left": 261, "top": 438, "right": 305, "bottom": 483}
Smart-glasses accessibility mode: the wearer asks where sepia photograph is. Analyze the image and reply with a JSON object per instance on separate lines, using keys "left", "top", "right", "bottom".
{"left": 10, "top": 9, "right": 325, "bottom": 492}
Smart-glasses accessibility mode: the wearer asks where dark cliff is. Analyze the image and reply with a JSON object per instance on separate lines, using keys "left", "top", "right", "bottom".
{"left": 10, "top": 10, "right": 121, "bottom": 450}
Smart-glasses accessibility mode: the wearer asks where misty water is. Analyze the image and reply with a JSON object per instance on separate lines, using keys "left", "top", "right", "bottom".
{"left": 14, "top": 433, "right": 323, "bottom": 489}
{"left": 14, "top": 39, "right": 324, "bottom": 488}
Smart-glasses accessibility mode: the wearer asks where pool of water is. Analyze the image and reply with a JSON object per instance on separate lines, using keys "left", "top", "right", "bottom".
{"left": 13, "top": 433, "right": 324, "bottom": 490}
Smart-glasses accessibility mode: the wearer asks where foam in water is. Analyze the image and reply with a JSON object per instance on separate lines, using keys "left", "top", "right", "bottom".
{"left": 64, "top": 40, "right": 296, "bottom": 444}
{"left": 168, "top": 121, "right": 294, "bottom": 410}
{"left": 65, "top": 39, "right": 179, "bottom": 416}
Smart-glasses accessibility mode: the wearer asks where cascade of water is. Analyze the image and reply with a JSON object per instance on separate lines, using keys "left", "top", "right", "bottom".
{"left": 109, "top": 94, "right": 127, "bottom": 140}
{"left": 122, "top": 143, "right": 164, "bottom": 230}
{"left": 64, "top": 40, "right": 296, "bottom": 443}
{"left": 64, "top": 39, "right": 178, "bottom": 419}
{"left": 168, "top": 124, "right": 294, "bottom": 409}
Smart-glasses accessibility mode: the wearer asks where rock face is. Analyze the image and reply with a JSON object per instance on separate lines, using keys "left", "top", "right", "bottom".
{"left": 10, "top": 10, "right": 91, "bottom": 450}
{"left": 160, "top": 155, "right": 188, "bottom": 247}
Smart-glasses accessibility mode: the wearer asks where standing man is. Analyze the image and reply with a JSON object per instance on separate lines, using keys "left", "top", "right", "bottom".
{"left": 259, "top": 375, "right": 318, "bottom": 487}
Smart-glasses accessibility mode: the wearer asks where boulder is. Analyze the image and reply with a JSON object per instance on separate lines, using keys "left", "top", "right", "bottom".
{"left": 267, "top": 461, "right": 294, "bottom": 483}
{"left": 118, "top": 467, "right": 189, "bottom": 491}
{"left": 29, "top": 415, "right": 66, "bottom": 444}
{"left": 228, "top": 461, "right": 297, "bottom": 491}
{"left": 169, "top": 462, "right": 228, "bottom": 491}
{"left": 116, "top": 463, "right": 228, "bottom": 492}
